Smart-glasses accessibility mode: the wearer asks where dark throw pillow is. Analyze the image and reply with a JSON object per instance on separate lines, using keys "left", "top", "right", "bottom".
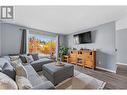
{"left": 27, "top": 55, "right": 34, "bottom": 63}
{"left": 0, "top": 67, "right": 2, "bottom": 72}
{"left": 2, "top": 62, "right": 16, "bottom": 80}
{"left": 31, "top": 54, "right": 39, "bottom": 61}
{"left": 19, "top": 55, "right": 28, "bottom": 63}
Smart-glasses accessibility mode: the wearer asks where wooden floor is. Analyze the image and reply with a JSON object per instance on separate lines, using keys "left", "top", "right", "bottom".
{"left": 74, "top": 64, "right": 127, "bottom": 89}
{"left": 116, "top": 64, "right": 127, "bottom": 77}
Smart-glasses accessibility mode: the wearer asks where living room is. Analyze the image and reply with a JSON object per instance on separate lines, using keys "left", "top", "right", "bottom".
{"left": 1, "top": 6, "right": 127, "bottom": 90}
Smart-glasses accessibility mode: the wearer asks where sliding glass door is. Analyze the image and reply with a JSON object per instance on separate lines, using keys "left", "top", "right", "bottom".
{"left": 28, "top": 33, "right": 56, "bottom": 57}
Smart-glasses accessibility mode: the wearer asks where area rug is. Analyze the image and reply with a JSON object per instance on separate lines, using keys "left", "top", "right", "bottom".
{"left": 38, "top": 70, "right": 106, "bottom": 89}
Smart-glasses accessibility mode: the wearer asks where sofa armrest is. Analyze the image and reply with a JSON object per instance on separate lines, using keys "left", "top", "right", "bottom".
{"left": 31, "top": 81, "right": 55, "bottom": 89}
{"left": 31, "top": 58, "right": 54, "bottom": 72}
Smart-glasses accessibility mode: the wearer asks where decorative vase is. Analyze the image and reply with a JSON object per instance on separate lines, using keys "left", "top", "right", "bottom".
{"left": 57, "top": 57, "right": 62, "bottom": 64}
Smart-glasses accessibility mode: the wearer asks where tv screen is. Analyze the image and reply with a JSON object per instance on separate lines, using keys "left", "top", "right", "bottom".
{"left": 73, "top": 31, "right": 92, "bottom": 44}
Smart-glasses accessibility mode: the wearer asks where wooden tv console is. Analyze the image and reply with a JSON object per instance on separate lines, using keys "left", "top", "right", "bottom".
{"left": 63, "top": 50, "right": 96, "bottom": 69}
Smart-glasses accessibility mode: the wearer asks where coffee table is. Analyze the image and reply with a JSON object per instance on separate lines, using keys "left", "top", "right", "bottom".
{"left": 42, "top": 62, "right": 74, "bottom": 86}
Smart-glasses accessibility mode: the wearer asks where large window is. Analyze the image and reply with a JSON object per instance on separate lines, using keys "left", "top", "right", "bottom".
{"left": 28, "top": 33, "right": 56, "bottom": 56}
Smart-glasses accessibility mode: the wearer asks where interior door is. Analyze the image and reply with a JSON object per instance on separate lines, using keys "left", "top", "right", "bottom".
{"left": 116, "top": 29, "right": 127, "bottom": 64}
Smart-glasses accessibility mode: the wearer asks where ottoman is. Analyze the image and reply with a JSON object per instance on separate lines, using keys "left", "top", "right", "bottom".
{"left": 42, "top": 63, "right": 74, "bottom": 86}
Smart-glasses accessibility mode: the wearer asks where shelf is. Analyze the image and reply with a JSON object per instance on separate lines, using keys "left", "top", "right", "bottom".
{"left": 65, "top": 50, "right": 96, "bottom": 69}
{"left": 77, "top": 62, "right": 84, "bottom": 66}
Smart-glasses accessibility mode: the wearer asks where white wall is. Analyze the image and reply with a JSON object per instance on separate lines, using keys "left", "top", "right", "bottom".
{"left": 66, "top": 22, "right": 117, "bottom": 72}
{"left": 116, "top": 16, "right": 127, "bottom": 31}
{"left": 1, "top": 23, "right": 23, "bottom": 56}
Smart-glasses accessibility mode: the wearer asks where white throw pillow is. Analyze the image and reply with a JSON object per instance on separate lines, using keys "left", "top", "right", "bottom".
{"left": 10, "top": 59, "right": 22, "bottom": 68}
{"left": 26, "top": 55, "right": 34, "bottom": 63}
{"left": 0, "top": 72, "right": 18, "bottom": 89}
{"left": 15, "top": 64, "right": 28, "bottom": 78}
{"left": 9, "top": 56, "right": 19, "bottom": 61}
{"left": 16, "top": 75, "right": 32, "bottom": 89}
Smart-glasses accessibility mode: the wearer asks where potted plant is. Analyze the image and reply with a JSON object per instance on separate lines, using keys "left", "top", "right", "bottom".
{"left": 58, "top": 45, "right": 69, "bottom": 62}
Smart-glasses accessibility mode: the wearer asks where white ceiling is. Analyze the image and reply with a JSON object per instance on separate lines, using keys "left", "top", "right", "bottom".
{"left": 12, "top": 6, "right": 127, "bottom": 34}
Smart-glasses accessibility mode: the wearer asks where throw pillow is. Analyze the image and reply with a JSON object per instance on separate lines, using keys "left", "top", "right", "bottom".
{"left": 0, "top": 72, "right": 18, "bottom": 89}
{"left": 9, "top": 55, "right": 19, "bottom": 61}
{"left": 16, "top": 75, "right": 32, "bottom": 89}
{"left": 0, "top": 67, "right": 2, "bottom": 72}
{"left": 2, "top": 62, "right": 16, "bottom": 80}
{"left": 0, "top": 58, "right": 10, "bottom": 68}
{"left": 10, "top": 59, "right": 22, "bottom": 68}
{"left": 26, "top": 55, "right": 34, "bottom": 63}
{"left": 19, "top": 55, "right": 28, "bottom": 63}
{"left": 31, "top": 53, "right": 39, "bottom": 61}
{"left": 3, "top": 56, "right": 11, "bottom": 62}
{"left": 15, "top": 63, "right": 28, "bottom": 78}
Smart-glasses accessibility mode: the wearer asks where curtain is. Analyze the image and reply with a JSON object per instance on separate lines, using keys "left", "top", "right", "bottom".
{"left": 20, "top": 29, "right": 27, "bottom": 54}
{"left": 56, "top": 34, "right": 60, "bottom": 60}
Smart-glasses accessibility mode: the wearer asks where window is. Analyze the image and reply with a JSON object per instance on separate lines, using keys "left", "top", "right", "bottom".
{"left": 28, "top": 33, "right": 56, "bottom": 56}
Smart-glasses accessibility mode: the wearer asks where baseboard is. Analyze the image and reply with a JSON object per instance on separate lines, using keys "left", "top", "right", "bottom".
{"left": 116, "top": 62, "right": 127, "bottom": 65}
{"left": 96, "top": 66, "right": 116, "bottom": 73}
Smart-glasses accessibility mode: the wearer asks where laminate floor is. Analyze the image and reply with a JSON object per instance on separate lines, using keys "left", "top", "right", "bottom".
{"left": 74, "top": 65, "right": 127, "bottom": 89}
{"left": 116, "top": 64, "right": 127, "bottom": 77}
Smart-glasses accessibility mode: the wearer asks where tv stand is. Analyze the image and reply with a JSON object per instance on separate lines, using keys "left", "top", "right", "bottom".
{"left": 63, "top": 49, "right": 96, "bottom": 69}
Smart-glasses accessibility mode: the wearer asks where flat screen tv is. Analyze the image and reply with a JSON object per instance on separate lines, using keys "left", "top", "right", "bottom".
{"left": 73, "top": 31, "right": 92, "bottom": 44}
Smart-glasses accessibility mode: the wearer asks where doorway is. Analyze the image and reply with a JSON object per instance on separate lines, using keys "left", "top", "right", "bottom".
{"left": 116, "top": 29, "right": 127, "bottom": 76}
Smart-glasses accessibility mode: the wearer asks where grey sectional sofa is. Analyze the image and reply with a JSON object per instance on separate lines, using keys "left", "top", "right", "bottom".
{"left": 24, "top": 64, "right": 55, "bottom": 89}
{"left": 19, "top": 54, "right": 54, "bottom": 72}
{"left": 0, "top": 57, "right": 55, "bottom": 89}
{"left": 31, "top": 58, "right": 54, "bottom": 72}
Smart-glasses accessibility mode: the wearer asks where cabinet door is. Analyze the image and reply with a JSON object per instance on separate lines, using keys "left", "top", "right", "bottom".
{"left": 70, "top": 54, "right": 77, "bottom": 63}
{"left": 85, "top": 55, "right": 91, "bottom": 61}
{"left": 85, "top": 61, "right": 95, "bottom": 68}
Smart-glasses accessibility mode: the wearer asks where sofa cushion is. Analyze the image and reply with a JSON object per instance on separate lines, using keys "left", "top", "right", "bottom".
{"left": 31, "top": 81, "right": 55, "bottom": 89}
{"left": 24, "top": 64, "right": 55, "bottom": 89}
{"left": 0, "top": 58, "right": 16, "bottom": 80}
{"left": 31, "top": 58, "right": 53, "bottom": 72}
{"left": 2, "top": 62, "right": 16, "bottom": 80}
{"left": 24, "top": 64, "right": 42, "bottom": 86}
{"left": 0, "top": 58, "right": 10, "bottom": 68}
{"left": 3, "top": 56, "right": 11, "bottom": 62}
{"left": 27, "top": 55, "right": 34, "bottom": 63}
{"left": 31, "top": 53, "right": 39, "bottom": 61}
{"left": 0, "top": 72, "right": 18, "bottom": 89}
{"left": 15, "top": 64, "right": 28, "bottom": 78}
{"left": 16, "top": 75, "right": 32, "bottom": 89}
{"left": 31, "top": 58, "right": 53, "bottom": 65}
